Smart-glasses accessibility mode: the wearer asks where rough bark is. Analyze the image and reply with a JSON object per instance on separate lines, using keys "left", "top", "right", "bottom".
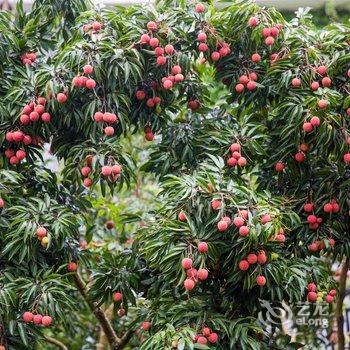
{"left": 74, "top": 273, "right": 120, "bottom": 349}
{"left": 335, "top": 258, "right": 349, "bottom": 350}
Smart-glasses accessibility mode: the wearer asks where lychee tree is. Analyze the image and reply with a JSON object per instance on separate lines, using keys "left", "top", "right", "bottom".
{"left": 0, "top": 0, "right": 349, "bottom": 350}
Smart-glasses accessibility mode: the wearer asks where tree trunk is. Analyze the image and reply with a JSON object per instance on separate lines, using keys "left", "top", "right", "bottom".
{"left": 73, "top": 273, "right": 120, "bottom": 349}
{"left": 96, "top": 306, "right": 113, "bottom": 350}
{"left": 336, "top": 258, "right": 349, "bottom": 350}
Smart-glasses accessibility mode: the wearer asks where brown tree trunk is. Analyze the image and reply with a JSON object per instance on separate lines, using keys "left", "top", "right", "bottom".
{"left": 74, "top": 273, "right": 120, "bottom": 349}
{"left": 96, "top": 306, "right": 113, "bottom": 350}
{"left": 336, "top": 258, "right": 349, "bottom": 350}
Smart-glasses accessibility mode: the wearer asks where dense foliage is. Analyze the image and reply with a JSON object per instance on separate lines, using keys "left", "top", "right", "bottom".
{"left": 0, "top": 0, "right": 349, "bottom": 349}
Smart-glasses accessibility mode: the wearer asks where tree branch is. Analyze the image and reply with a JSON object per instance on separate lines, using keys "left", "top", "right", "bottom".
{"left": 335, "top": 257, "right": 349, "bottom": 350}
{"left": 114, "top": 329, "right": 135, "bottom": 350}
{"left": 45, "top": 336, "right": 68, "bottom": 350}
{"left": 73, "top": 273, "right": 120, "bottom": 348}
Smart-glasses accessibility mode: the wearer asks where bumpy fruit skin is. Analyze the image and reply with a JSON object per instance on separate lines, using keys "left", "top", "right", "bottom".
{"left": 197, "top": 268, "right": 209, "bottom": 280}
{"left": 308, "top": 291, "right": 317, "bottom": 302}
{"left": 316, "top": 65, "right": 327, "bottom": 75}
{"left": 291, "top": 78, "right": 301, "bottom": 87}
{"left": 195, "top": 3, "right": 205, "bottom": 13}
{"left": 67, "top": 262, "right": 77, "bottom": 272}
{"left": 211, "top": 199, "right": 221, "bottom": 210}
{"left": 208, "top": 332, "right": 218, "bottom": 343}
{"left": 142, "top": 321, "right": 151, "bottom": 331}
{"left": 247, "top": 253, "right": 257, "bottom": 265}
{"left": 239, "top": 225, "right": 249, "bottom": 236}
{"left": 257, "top": 251, "right": 267, "bottom": 264}
{"left": 0, "top": 198, "right": 4, "bottom": 208}
{"left": 318, "top": 99, "right": 328, "bottom": 109}
{"left": 149, "top": 37, "right": 159, "bottom": 48}
{"left": 238, "top": 260, "right": 249, "bottom": 271}
{"left": 113, "top": 291, "right": 123, "bottom": 302}
{"left": 181, "top": 258, "right": 193, "bottom": 269}
{"left": 83, "top": 64, "right": 93, "bottom": 75}
{"left": 184, "top": 278, "right": 195, "bottom": 290}
{"left": 248, "top": 17, "right": 259, "bottom": 27}
{"left": 265, "top": 36, "right": 274, "bottom": 46}
{"left": 147, "top": 21, "right": 157, "bottom": 31}
{"left": 41, "top": 316, "right": 52, "bottom": 327}
{"left": 307, "top": 282, "right": 317, "bottom": 292}
{"left": 199, "top": 328, "right": 209, "bottom": 337}
{"left": 33, "top": 314, "right": 43, "bottom": 325}
{"left": 23, "top": 311, "right": 33, "bottom": 323}
{"left": 178, "top": 211, "right": 187, "bottom": 221}
{"left": 303, "top": 203, "right": 314, "bottom": 212}
{"left": 57, "top": 93, "right": 67, "bottom": 104}
{"left": 197, "top": 336, "right": 207, "bottom": 344}
{"left": 343, "top": 153, "right": 350, "bottom": 163}
{"left": 251, "top": 53, "right": 261, "bottom": 62}
{"left": 36, "top": 227, "right": 47, "bottom": 238}
{"left": 275, "top": 162, "right": 285, "bottom": 172}
{"left": 83, "top": 178, "right": 92, "bottom": 187}
{"left": 198, "top": 242, "right": 208, "bottom": 253}
{"left": 261, "top": 214, "right": 271, "bottom": 224}
{"left": 256, "top": 275, "right": 266, "bottom": 286}
{"left": 325, "top": 295, "right": 334, "bottom": 303}
{"left": 104, "top": 126, "right": 115, "bottom": 136}
{"left": 217, "top": 220, "right": 228, "bottom": 231}
{"left": 311, "top": 81, "right": 319, "bottom": 91}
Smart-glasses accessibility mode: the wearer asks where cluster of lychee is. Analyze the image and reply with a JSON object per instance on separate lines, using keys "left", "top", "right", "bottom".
{"left": 22, "top": 311, "right": 52, "bottom": 327}
{"left": 182, "top": 257, "right": 209, "bottom": 291}
{"left": 112, "top": 291, "right": 126, "bottom": 317}
{"left": 81, "top": 155, "right": 94, "bottom": 187}
{"left": 83, "top": 21, "right": 102, "bottom": 33}
{"left": 235, "top": 72, "right": 258, "bottom": 93}
{"left": 72, "top": 64, "right": 96, "bottom": 89}
{"left": 93, "top": 111, "right": 118, "bottom": 136}
{"left": 20, "top": 97, "right": 51, "bottom": 125}
{"left": 302, "top": 116, "right": 320, "bottom": 133}
{"left": 273, "top": 228, "right": 286, "bottom": 242}
{"left": 196, "top": 30, "right": 231, "bottom": 59}
{"left": 226, "top": 143, "right": 247, "bottom": 167}
{"left": 20, "top": 52, "right": 37, "bottom": 65}
{"left": 275, "top": 144, "right": 310, "bottom": 170}
{"left": 308, "top": 66, "right": 332, "bottom": 91}
{"left": 4, "top": 129, "right": 33, "bottom": 165}
{"left": 135, "top": 88, "right": 162, "bottom": 110}
{"left": 248, "top": 16, "right": 282, "bottom": 46}
{"left": 238, "top": 252, "right": 267, "bottom": 286}
{"left": 36, "top": 226, "right": 49, "bottom": 247}
{"left": 144, "top": 126, "right": 155, "bottom": 141}
{"left": 307, "top": 282, "right": 336, "bottom": 303}
{"left": 194, "top": 326, "right": 218, "bottom": 345}
{"left": 308, "top": 238, "right": 335, "bottom": 252}
{"left": 303, "top": 200, "right": 340, "bottom": 231}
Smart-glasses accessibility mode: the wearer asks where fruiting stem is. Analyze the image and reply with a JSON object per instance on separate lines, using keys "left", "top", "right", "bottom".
{"left": 45, "top": 336, "right": 68, "bottom": 350}
{"left": 73, "top": 273, "right": 120, "bottom": 348}
{"left": 335, "top": 257, "right": 349, "bottom": 350}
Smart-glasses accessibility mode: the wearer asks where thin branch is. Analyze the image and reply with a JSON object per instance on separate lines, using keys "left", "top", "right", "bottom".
{"left": 45, "top": 336, "right": 68, "bottom": 350}
{"left": 335, "top": 257, "right": 349, "bottom": 350}
{"left": 114, "top": 329, "right": 135, "bottom": 350}
{"left": 73, "top": 273, "right": 120, "bottom": 348}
